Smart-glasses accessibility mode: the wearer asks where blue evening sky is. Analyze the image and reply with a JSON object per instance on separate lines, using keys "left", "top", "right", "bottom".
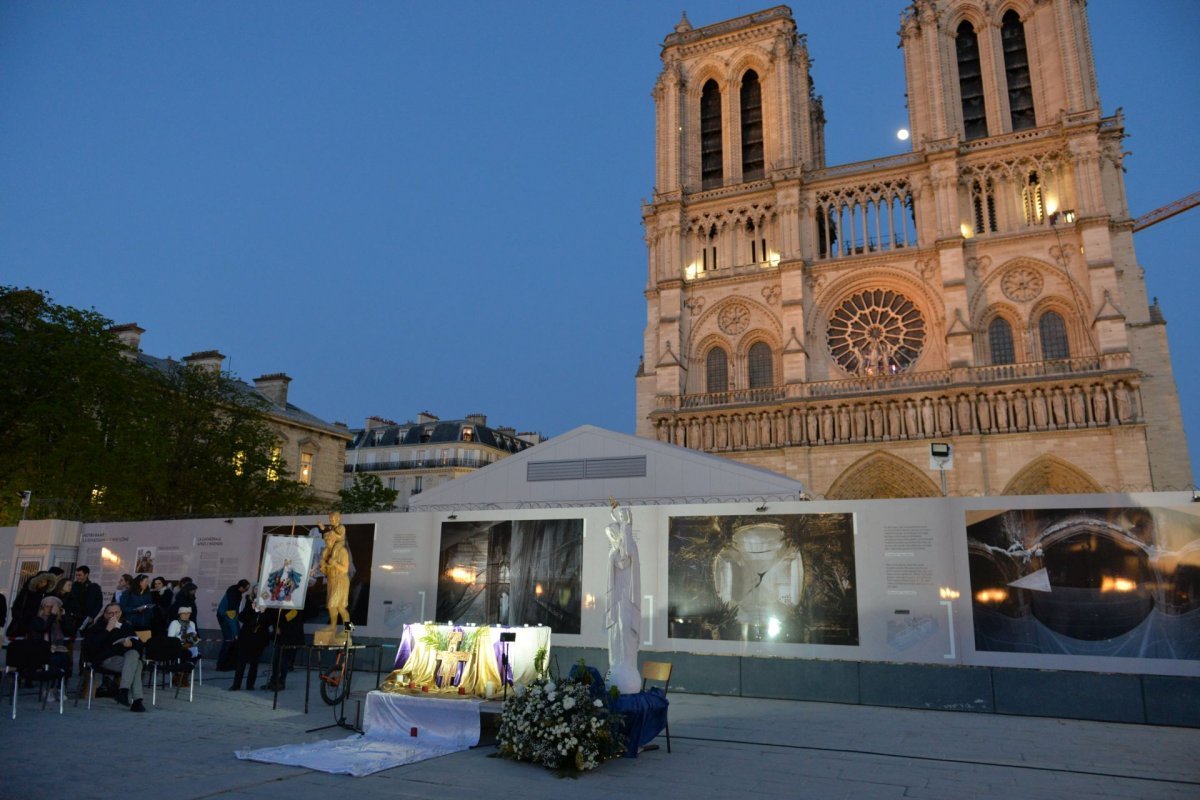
{"left": 2, "top": 2, "right": 1197, "bottom": 481}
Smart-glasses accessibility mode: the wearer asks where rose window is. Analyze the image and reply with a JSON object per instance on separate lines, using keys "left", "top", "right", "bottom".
{"left": 827, "top": 289, "right": 926, "bottom": 375}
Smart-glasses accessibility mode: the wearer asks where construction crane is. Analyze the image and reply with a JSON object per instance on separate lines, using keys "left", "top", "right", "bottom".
{"left": 1132, "top": 190, "right": 1200, "bottom": 232}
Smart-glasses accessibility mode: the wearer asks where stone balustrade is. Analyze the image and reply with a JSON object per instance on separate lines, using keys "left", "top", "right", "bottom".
{"left": 650, "top": 376, "right": 1141, "bottom": 452}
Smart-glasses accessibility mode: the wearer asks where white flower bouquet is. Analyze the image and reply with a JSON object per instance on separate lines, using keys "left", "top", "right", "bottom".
{"left": 497, "top": 660, "right": 626, "bottom": 773}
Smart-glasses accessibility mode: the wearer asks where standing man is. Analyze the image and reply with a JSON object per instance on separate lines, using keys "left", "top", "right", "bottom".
{"left": 217, "top": 579, "right": 250, "bottom": 670}
{"left": 69, "top": 565, "right": 104, "bottom": 673}
{"left": 71, "top": 566, "right": 104, "bottom": 633}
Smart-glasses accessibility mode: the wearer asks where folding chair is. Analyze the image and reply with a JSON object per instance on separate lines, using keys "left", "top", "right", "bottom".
{"left": 4, "top": 639, "right": 65, "bottom": 718}
{"left": 76, "top": 656, "right": 124, "bottom": 710}
{"left": 640, "top": 660, "right": 673, "bottom": 753}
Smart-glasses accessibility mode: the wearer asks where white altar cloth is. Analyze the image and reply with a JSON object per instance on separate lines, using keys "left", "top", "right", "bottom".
{"left": 235, "top": 691, "right": 482, "bottom": 777}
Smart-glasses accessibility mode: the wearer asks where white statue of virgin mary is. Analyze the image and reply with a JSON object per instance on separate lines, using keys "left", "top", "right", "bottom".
{"left": 606, "top": 499, "right": 642, "bottom": 694}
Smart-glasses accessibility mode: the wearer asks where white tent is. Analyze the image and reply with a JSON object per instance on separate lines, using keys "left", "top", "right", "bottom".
{"left": 407, "top": 424, "right": 806, "bottom": 510}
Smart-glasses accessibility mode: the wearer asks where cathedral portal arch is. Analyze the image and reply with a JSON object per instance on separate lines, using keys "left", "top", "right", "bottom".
{"left": 825, "top": 451, "right": 941, "bottom": 500}
{"left": 1001, "top": 454, "right": 1103, "bottom": 495}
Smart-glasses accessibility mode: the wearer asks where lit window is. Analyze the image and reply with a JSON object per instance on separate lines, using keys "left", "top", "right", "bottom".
{"left": 1022, "top": 171, "right": 1045, "bottom": 225}
{"left": 267, "top": 446, "right": 282, "bottom": 481}
{"left": 988, "top": 318, "right": 1015, "bottom": 365}
{"left": 299, "top": 451, "right": 314, "bottom": 485}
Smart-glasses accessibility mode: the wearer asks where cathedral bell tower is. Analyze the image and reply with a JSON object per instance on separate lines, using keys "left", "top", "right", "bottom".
{"left": 636, "top": 3, "right": 1190, "bottom": 497}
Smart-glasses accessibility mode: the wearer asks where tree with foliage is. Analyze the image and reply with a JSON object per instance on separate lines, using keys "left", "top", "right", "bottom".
{"left": 337, "top": 473, "right": 400, "bottom": 513}
{"left": 0, "top": 286, "right": 315, "bottom": 523}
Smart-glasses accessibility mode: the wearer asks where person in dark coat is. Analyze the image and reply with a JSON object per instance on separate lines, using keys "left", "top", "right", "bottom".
{"left": 83, "top": 603, "right": 147, "bottom": 712}
{"left": 263, "top": 607, "right": 305, "bottom": 691}
{"left": 229, "top": 597, "right": 271, "bottom": 691}
{"left": 70, "top": 566, "right": 104, "bottom": 632}
{"left": 7, "top": 571, "right": 57, "bottom": 638}
{"left": 119, "top": 574, "right": 155, "bottom": 631}
{"left": 149, "top": 576, "right": 173, "bottom": 635}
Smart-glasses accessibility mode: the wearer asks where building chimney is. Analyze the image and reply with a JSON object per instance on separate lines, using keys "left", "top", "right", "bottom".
{"left": 466, "top": 413, "right": 488, "bottom": 427}
{"left": 418, "top": 411, "right": 439, "bottom": 425}
{"left": 253, "top": 373, "right": 291, "bottom": 407}
{"left": 365, "top": 415, "right": 396, "bottom": 431}
{"left": 182, "top": 350, "right": 226, "bottom": 374}
{"left": 108, "top": 323, "right": 144, "bottom": 359}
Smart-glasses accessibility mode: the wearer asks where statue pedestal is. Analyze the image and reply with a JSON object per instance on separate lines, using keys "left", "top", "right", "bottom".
{"left": 313, "top": 629, "right": 351, "bottom": 647}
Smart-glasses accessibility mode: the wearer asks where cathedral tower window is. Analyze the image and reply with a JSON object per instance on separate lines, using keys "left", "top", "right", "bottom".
{"left": 702, "top": 224, "right": 718, "bottom": 271}
{"left": 747, "top": 341, "right": 774, "bottom": 388}
{"left": 701, "top": 80, "right": 724, "bottom": 189}
{"left": 1038, "top": 310, "right": 1069, "bottom": 360}
{"left": 1022, "top": 170, "right": 1045, "bottom": 225}
{"left": 746, "top": 219, "right": 767, "bottom": 264}
{"left": 988, "top": 317, "right": 1016, "bottom": 365}
{"left": 705, "top": 346, "right": 729, "bottom": 393}
{"left": 740, "top": 70, "right": 764, "bottom": 182}
{"left": 956, "top": 21, "right": 987, "bottom": 140}
{"left": 1001, "top": 11, "right": 1035, "bottom": 131}
{"left": 972, "top": 179, "right": 997, "bottom": 234}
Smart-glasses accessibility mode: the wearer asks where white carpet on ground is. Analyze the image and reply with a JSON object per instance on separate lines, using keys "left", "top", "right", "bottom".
{"left": 235, "top": 691, "right": 483, "bottom": 777}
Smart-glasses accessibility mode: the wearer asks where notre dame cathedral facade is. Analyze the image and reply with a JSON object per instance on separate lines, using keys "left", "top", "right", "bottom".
{"left": 635, "top": 2, "right": 1191, "bottom": 498}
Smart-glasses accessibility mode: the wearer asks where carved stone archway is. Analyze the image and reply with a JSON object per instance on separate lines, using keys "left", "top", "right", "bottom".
{"left": 826, "top": 450, "right": 941, "bottom": 500}
{"left": 1002, "top": 454, "right": 1103, "bottom": 495}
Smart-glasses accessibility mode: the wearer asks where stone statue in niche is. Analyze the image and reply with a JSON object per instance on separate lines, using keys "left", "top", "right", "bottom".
{"left": 957, "top": 394, "right": 974, "bottom": 434}
{"left": 1070, "top": 386, "right": 1088, "bottom": 427}
{"left": 1092, "top": 385, "right": 1109, "bottom": 424}
{"left": 1114, "top": 383, "right": 1134, "bottom": 423}
{"left": 1032, "top": 389, "right": 1049, "bottom": 429}
{"left": 1012, "top": 391, "right": 1029, "bottom": 430}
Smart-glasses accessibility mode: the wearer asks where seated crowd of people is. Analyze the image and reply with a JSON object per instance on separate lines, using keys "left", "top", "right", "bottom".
{"left": 3, "top": 566, "right": 304, "bottom": 711}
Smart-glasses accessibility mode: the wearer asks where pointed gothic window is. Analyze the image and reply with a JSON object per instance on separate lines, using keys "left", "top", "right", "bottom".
{"left": 1002, "top": 11, "right": 1035, "bottom": 131}
{"left": 988, "top": 318, "right": 1015, "bottom": 365}
{"left": 1022, "top": 170, "right": 1045, "bottom": 225}
{"left": 747, "top": 341, "right": 773, "bottom": 388}
{"left": 1038, "top": 311, "right": 1069, "bottom": 360}
{"left": 956, "top": 21, "right": 987, "bottom": 140}
{"left": 740, "top": 70, "right": 764, "bottom": 182}
{"left": 705, "top": 346, "right": 729, "bottom": 393}
{"left": 972, "top": 179, "right": 997, "bottom": 234}
{"left": 701, "top": 80, "right": 723, "bottom": 189}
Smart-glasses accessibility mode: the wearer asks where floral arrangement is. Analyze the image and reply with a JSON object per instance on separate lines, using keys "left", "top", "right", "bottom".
{"left": 497, "top": 660, "right": 626, "bottom": 774}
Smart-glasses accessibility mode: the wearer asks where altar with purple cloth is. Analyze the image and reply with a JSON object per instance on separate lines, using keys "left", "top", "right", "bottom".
{"left": 378, "top": 623, "right": 551, "bottom": 698}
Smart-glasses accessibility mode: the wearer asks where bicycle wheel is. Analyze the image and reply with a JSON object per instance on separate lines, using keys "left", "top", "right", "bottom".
{"left": 319, "top": 665, "right": 349, "bottom": 705}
